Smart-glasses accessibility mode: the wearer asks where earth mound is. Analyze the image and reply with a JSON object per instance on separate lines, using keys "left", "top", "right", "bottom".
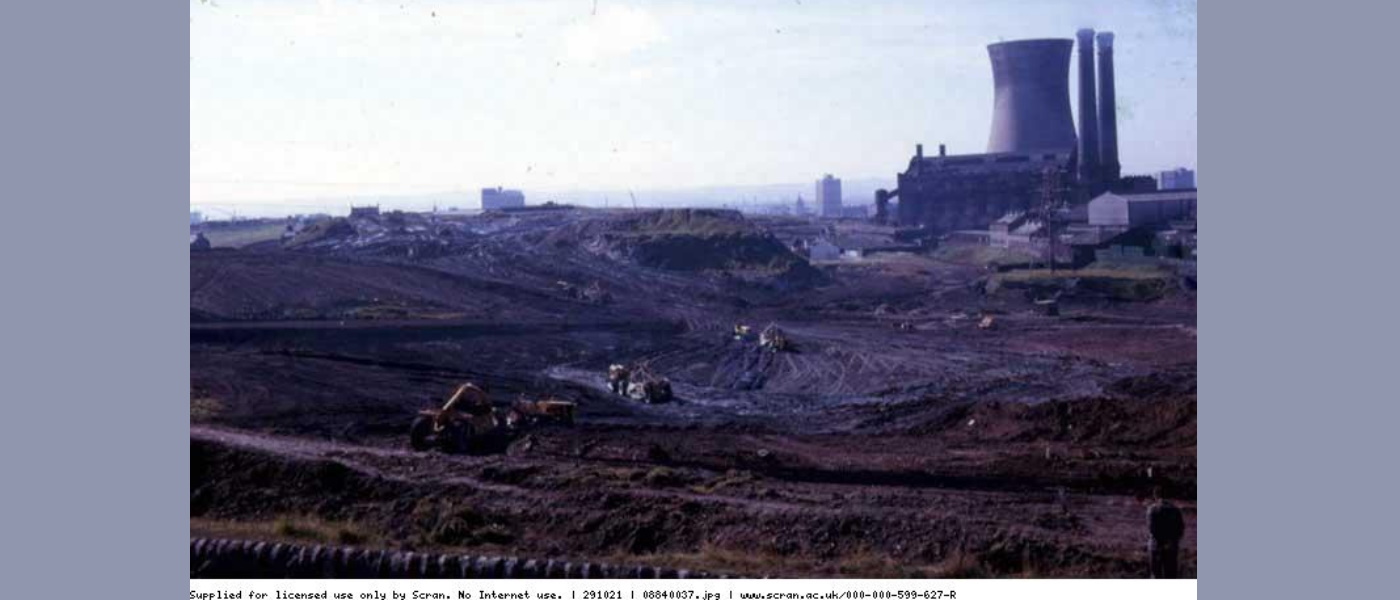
{"left": 544, "top": 210, "right": 825, "bottom": 290}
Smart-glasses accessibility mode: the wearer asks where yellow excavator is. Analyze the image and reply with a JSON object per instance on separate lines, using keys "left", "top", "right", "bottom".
{"left": 409, "top": 383, "right": 575, "bottom": 453}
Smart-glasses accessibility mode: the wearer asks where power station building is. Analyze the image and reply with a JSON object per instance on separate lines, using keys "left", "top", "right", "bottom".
{"left": 879, "top": 30, "right": 1129, "bottom": 234}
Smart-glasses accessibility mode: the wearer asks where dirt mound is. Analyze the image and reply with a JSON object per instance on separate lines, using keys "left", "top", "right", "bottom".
{"left": 544, "top": 210, "right": 823, "bottom": 283}
{"left": 284, "top": 218, "right": 357, "bottom": 248}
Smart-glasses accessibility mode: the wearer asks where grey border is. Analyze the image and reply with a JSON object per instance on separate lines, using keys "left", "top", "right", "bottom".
{"left": 1, "top": 1, "right": 188, "bottom": 595}
{"left": 10, "top": 0, "right": 1395, "bottom": 596}
{"left": 1203, "top": 0, "right": 1395, "bottom": 597}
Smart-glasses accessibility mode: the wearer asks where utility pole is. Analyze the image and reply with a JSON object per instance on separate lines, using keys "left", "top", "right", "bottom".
{"left": 1039, "top": 166, "right": 1067, "bottom": 274}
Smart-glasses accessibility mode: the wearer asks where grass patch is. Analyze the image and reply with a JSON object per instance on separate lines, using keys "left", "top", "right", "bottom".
{"left": 190, "top": 396, "right": 225, "bottom": 421}
{"left": 643, "top": 467, "right": 694, "bottom": 488}
{"left": 989, "top": 267, "right": 1172, "bottom": 301}
{"left": 623, "top": 209, "right": 754, "bottom": 237}
{"left": 996, "top": 267, "right": 1168, "bottom": 282}
{"left": 408, "top": 500, "right": 516, "bottom": 549}
{"left": 933, "top": 245, "right": 1039, "bottom": 267}
{"left": 690, "top": 470, "right": 756, "bottom": 494}
{"left": 191, "top": 515, "right": 376, "bottom": 547}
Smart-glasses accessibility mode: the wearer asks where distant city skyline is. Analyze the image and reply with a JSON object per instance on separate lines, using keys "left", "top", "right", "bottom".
{"left": 191, "top": 0, "right": 1196, "bottom": 215}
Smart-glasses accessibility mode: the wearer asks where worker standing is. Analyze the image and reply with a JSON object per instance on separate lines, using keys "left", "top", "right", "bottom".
{"left": 1146, "top": 486, "right": 1186, "bottom": 578}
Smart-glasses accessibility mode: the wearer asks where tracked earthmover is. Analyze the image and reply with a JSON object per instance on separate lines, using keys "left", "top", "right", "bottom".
{"left": 409, "top": 383, "right": 495, "bottom": 453}
{"left": 410, "top": 383, "right": 575, "bottom": 453}
{"left": 759, "top": 324, "right": 790, "bottom": 352}
{"left": 506, "top": 396, "right": 576, "bottom": 428}
{"left": 607, "top": 364, "right": 631, "bottom": 395}
{"left": 625, "top": 365, "right": 674, "bottom": 404}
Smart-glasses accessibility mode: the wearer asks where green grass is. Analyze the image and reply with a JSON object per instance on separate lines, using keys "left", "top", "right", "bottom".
{"left": 190, "top": 396, "right": 225, "bottom": 421}
{"left": 933, "top": 245, "right": 1039, "bottom": 266}
{"left": 989, "top": 267, "right": 1172, "bottom": 301}
{"left": 996, "top": 267, "right": 1169, "bottom": 282}
{"left": 623, "top": 209, "right": 754, "bottom": 237}
{"left": 191, "top": 515, "right": 377, "bottom": 547}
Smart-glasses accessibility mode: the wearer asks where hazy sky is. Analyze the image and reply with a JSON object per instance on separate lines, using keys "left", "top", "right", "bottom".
{"left": 190, "top": 0, "right": 1196, "bottom": 212}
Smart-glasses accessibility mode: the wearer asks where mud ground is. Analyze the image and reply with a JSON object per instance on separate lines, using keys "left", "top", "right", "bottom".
{"left": 191, "top": 208, "right": 1196, "bottom": 577}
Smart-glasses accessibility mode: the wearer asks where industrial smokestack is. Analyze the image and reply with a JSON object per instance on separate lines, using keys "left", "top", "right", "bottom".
{"left": 1075, "top": 29, "right": 1100, "bottom": 188}
{"left": 986, "top": 39, "right": 1078, "bottom": 154}
{"left": 1096, "top": 31, "right": 1121, "bottom": 185}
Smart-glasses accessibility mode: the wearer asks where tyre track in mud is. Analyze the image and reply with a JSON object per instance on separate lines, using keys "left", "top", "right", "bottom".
{"left": 192, "top": 426, "right": 867, "bottom": 518}
{"left": 191, "top": 423, "right": 1192, "bottom": 570}
{"left": 192, "top": 418, "right": 1174, "bottom": 508}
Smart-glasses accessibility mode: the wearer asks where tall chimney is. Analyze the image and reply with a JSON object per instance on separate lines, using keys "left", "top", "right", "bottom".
{"left": 986, "top": 39, "right": 1078, "bottom": 154}
{"left": 1075, "top": 29, "right": 1100, "bottom": 190}
{"left": 1096, "top": 31, "right": 1121, "bottom": 186}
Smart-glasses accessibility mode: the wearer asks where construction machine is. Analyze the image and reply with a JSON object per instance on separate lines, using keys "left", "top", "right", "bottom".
{"left": 624, "top": 365, "right": 673, "bottom": 404}
{"left": 409, "top": 382, "right": 494, "bottom": 453}
{"left": 506, "top": 396, "right": 576, "bottom": 428}
{"left": 607, "top": 363, "right": 631, "bottom": 395}
{"left": 759, "top": 324, "right": 790, "bottom": 352}
{"left": 410, "top": 383, "right": 575, "bottom": 453}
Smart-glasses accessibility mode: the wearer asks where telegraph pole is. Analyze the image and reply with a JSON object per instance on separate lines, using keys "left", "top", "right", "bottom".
{"left": 1039, "top": 166, "right": 1066, "bottom": 274}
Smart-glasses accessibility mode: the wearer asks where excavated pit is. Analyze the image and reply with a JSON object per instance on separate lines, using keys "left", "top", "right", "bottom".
{"left": 191, "top": 208, "right": 1196, "bottom": 578}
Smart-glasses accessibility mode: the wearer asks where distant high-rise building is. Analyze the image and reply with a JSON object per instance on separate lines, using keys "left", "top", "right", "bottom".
{"left": 190, "top": 210, "right": 203, "bottom": 225}
{"left": 794, "top": 195, "right": 810, "bottom": 216}
{"left": 1159, "top": 168, "right": 1196, "bottom": 190}
{"left": 816, "top": 174, "right": 842, "bottom": 218}
{"left": 481, "top": 187, "right": 526, "bottom": 210}
{"left": 349, "top": 205, "right": 381, "bottom": 218}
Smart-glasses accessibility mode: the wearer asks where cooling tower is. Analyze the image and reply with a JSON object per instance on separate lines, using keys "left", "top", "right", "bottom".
{"left": 986, "top": 39, "right": 1078, "bottom": 154}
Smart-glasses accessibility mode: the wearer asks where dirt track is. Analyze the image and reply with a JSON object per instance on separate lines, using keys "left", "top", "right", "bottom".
{"left": 191, "top": 208, "right": 1196, "bottom": 577}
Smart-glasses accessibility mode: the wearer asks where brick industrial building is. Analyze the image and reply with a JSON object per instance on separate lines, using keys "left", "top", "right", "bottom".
{"left": 878, "top": 30, "right": 1140, "bottom": 234}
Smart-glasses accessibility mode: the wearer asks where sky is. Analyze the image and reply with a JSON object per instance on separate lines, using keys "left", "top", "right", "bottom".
{"left": 190, "top": 0, "right": 1197, "bottom": 216}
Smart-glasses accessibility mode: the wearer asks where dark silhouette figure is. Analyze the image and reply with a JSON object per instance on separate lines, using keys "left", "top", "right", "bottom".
{"left": 1147, "top": 487, "right": 1186, "bottom": 578}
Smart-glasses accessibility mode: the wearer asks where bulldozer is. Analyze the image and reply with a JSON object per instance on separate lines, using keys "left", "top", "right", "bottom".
{"left": 409, "top": 383, "right": 575, "bottom": 453}
{"left": 623, "top": 365, "right": 673, "bottom": 404}
{"left": 758, "top": 324, "right": 790, "bottom": 352}
{"left": 506, "top": 396, "right": 576, "bottom": 428}
{"left": 607, "top": 363, "right": 631, "bottom": 395}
